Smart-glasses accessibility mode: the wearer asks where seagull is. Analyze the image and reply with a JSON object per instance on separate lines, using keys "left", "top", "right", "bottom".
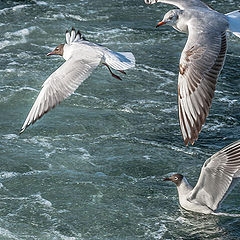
{"left": 20, "top": 28, "right": 135, "bottom": 133}
{"left": 164, "top": 140, "right": 240, "bottom": 215}
{"left": 145, "top": 0, "right": 240, "bottom": 145}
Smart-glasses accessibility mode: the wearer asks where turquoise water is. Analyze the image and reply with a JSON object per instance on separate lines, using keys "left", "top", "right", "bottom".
{"left": 1, "top": 0, "right": 240, "bottom": 239}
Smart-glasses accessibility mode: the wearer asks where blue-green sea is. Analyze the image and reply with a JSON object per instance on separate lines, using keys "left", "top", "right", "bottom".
{"left": 0, "top": 0, "right": 240, "bottom": 239}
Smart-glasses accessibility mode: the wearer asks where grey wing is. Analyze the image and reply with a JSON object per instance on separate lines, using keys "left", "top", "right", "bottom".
{"left": 144, "top": 0, "right": 209, "bottom": 10}
{"left": 20, "top": 58, "right": 100, "bottom": 133}
{"left": 188, "top": 141, "right": 240, "bottom": 211}
{"left": 178, "top": 24, "right": 227, "bottom": 145}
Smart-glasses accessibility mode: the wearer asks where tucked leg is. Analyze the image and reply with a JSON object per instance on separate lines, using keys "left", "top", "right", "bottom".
{"left": 103, "top": 63, "right": 122, "bottom": 80}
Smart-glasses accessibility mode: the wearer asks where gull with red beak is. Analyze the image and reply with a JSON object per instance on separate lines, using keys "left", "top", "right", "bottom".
{"left": 20, "top": 28, "right": 135, "bottom": 133}
{"left": 145, "top": 0, "right": 240, "bottom": 146}
{"left": 164, "top": 140, "right": 240, "bottom": 215}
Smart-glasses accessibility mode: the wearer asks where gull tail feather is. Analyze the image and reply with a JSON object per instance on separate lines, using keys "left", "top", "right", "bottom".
{"left": 103, "top": 50, "right": 135, "bottom": 71}
{"left": 212, "top": 212, "right": 240, "bottom": 217}
{"left": 226, "top": 10, "right": 240, "bottom": 38}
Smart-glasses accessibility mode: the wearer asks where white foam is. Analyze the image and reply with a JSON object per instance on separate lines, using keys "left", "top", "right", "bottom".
{"left": 33, "top": 193, "right": 52, "bottom": 208}
{"left": 0, "top": 5, "right": 29, "bottom": 15}
{"left": 2, "top": 134, "right": 19, "bottom": 140}
{"left": 145, "top": 224, "right": 168, "bottom": 239}
{"left": 65, "top": 14, "right": 87, "bottom": 21}
{"left": 12, "top": 4, "right": 29, "bottom": 11}
{"left": 32, "top": 0, "right": 48, "bottom": 6}
{"left": 0, "top": 227, "right": 18, "bottom": 240}
{"left": 23, "top": 136, "right": 53, "bottom": 149}
{"left": 1, "top": 26, "right": 37, "bottom": 50}
{"left": 0, "top": 172, "right": 18, "bottom": 179}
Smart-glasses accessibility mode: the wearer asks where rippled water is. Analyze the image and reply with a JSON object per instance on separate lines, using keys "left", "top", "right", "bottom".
{"left": 1, "top": 0, "right": 240, "bottom": 239}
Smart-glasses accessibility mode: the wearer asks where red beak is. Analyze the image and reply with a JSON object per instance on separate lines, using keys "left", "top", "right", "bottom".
{"left": 47, "top": 51, "right": 55, "bottom": 56}
{"left": 156, "top": 21, "right": 166, "bottom": 28}
{"left": 163, "top": 177, "right": 171, "bottom": 181}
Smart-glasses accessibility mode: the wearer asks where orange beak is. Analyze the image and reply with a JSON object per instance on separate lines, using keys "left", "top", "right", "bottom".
{"left": 156, "top": 21, "right": 166, "bottom": 28}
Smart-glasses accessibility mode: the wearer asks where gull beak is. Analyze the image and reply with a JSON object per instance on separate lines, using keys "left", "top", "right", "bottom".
{"left": 163, "top": 177, "right": 171, "bottom": 181}
{"left": 156, "top": 21, "right": 166, "bottom": 28}
{"left": 47, "top": 51, "right": 55, "bottom": 56}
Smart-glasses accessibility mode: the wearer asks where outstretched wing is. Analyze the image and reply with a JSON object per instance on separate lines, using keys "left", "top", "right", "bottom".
{"left": 144, "top": 0, "right": 210, "bottom": 10}
{"left": 20, "top": 57, "right": 100, "bottom": 133}
{"left": 178, "top": 18, "right": 227, "bottom": 145}
{"left": 188, "top": 141, "right": 240, "bottom": 211}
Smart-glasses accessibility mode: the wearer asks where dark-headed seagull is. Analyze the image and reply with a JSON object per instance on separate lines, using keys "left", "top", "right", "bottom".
{"left": 164, "top": 140, "right": 240, "bottom": 215}
{"left": 20, "top": 28, "right": 135, "bottom": 133}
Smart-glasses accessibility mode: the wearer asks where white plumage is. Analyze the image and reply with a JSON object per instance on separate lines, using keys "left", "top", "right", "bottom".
{"left": 20, "top": 29, "right": 135, "bottom": 133}
{"left": 145, "top": 0, "right": 240, "bottom": 146}
{"left": 164, "top": 141, "right": 240, "bottom": 215}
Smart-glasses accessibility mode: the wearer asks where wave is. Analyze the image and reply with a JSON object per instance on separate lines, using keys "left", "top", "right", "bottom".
{"left": 0, "top": 227, "right": 18, "bottom": 240}
{"left": 0, "top": 5, "right": 30, "bottom": 15}
{"left": 1, "top": 26, "right": 38, "bottom": 50}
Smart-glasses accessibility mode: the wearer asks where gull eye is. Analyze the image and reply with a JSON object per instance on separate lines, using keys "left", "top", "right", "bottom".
{"left": 169, "top": 16, "right": 173, "bottom": 20}
{"left": 174, "top": 177, "right": 178, "bottom": 180}
{"left": 56, "top": 48, "right": 59, "bottom": 51}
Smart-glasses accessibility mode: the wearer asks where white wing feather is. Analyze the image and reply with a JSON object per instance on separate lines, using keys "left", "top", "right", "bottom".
{"left": 20, "top": 57, "right": 100, "bottom": 133}
{"left": 144, "top": 0, "right": 209, "bottom": 10}
{"left": 188, "top": 141, "right": 240, "bottom": 211}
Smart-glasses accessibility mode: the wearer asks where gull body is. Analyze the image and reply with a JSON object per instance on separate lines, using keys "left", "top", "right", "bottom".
{"left": 20, "top": 29, "right": 135, "bottom": 133}
{"left": 145, "top": 0, "right": 240, "bottom": 145}
{"left": 164, "top": 141, "right": 240, "bottom": 214}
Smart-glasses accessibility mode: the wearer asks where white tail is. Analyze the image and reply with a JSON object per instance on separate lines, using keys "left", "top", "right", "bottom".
{"left": 226, "top": 10, "right": 240, "bottom": 38}
{"left": 103, "top": 51, "right": 136, "bottom": 71}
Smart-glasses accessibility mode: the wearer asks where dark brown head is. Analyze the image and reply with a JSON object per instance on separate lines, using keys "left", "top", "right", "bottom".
{"left": 47, "top": 44, "right": 64, "bottom": 56}
{"left": 163, "top": 174, "right": 183, "bottom": 187}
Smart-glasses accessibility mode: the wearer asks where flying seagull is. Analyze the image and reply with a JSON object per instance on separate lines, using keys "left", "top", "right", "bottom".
{"left": 145, "top": 0, "right": 240, "bottom": 145}
{"left": 164, "top": 140, "right": 240, "bottom": 215}
{"left": 20, "top": 28, "right": 135, "bottom": 134}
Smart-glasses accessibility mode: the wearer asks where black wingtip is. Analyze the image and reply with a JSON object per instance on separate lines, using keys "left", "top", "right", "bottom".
{"left": 19, "top": 128, "right": 24, "bottom": 135}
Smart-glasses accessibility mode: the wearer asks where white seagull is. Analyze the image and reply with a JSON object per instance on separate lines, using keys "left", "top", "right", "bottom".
{"left": 164, "top": 140, "right": 240, "bottom": 215}
{"left": 145, "top": 0, "right": 240, "bottom": 145}
{"left": 20, "top": 28, "right": 135, "bottom": 134}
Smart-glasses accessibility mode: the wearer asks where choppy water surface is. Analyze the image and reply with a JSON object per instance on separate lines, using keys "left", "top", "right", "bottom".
{"left": 1, "top": 0, "right": 240, "bottom": 239}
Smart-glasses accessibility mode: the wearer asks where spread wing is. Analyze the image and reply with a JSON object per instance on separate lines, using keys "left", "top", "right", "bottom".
{"left": 144, "top": 0, "right": 210, "bottom": 10}
{"left": 20, "top": 57, "right": 100, "bottom": 133}
{"left": 178, "top": 21, "right": 227, "bottom": 145}
{"left": 188, "top": 141, "right": 240, "bottom": 211}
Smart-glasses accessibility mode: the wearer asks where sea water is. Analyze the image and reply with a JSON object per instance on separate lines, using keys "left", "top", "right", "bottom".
{"left": 0, "top": 0, "right": 240, "bottom": 239}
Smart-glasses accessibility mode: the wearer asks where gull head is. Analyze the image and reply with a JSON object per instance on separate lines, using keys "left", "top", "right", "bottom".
{"left": 47, "top": 44, "right": 64, "bottom": 57}
{"left": 156, "top": 9, "right": 182, "bottom": 28}
{"left": 164, "top": 173, "right": 183, "bottom": 186}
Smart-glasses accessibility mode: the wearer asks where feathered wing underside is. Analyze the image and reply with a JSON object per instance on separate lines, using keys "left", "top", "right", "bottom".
{"left": 178, "top": 25, "right": 227, "bottom": 145}
{"left": 189, "top": 141, "right": 240, "bottom": 211}
{"left": 226, "top": 10, "right": 240, "bottom": 38}
{"left": 144, "top": 0, "right": 209, "bottom": 10}
{"left": 20, "top": 57, "right": 100, "bottom": 133}
{"left": 103, "top": 50, "right": 135, "bottom": 70}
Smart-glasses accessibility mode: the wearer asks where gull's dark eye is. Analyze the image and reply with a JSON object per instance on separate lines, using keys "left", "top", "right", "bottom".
{"left": 56, "top": 48, "right": 59, "bottom": 51}
{"left": 174, "top": 177, "right": 178, "bottom": 180}
{"left": 169, "top": 16, "right": 173, "bottom": 20}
